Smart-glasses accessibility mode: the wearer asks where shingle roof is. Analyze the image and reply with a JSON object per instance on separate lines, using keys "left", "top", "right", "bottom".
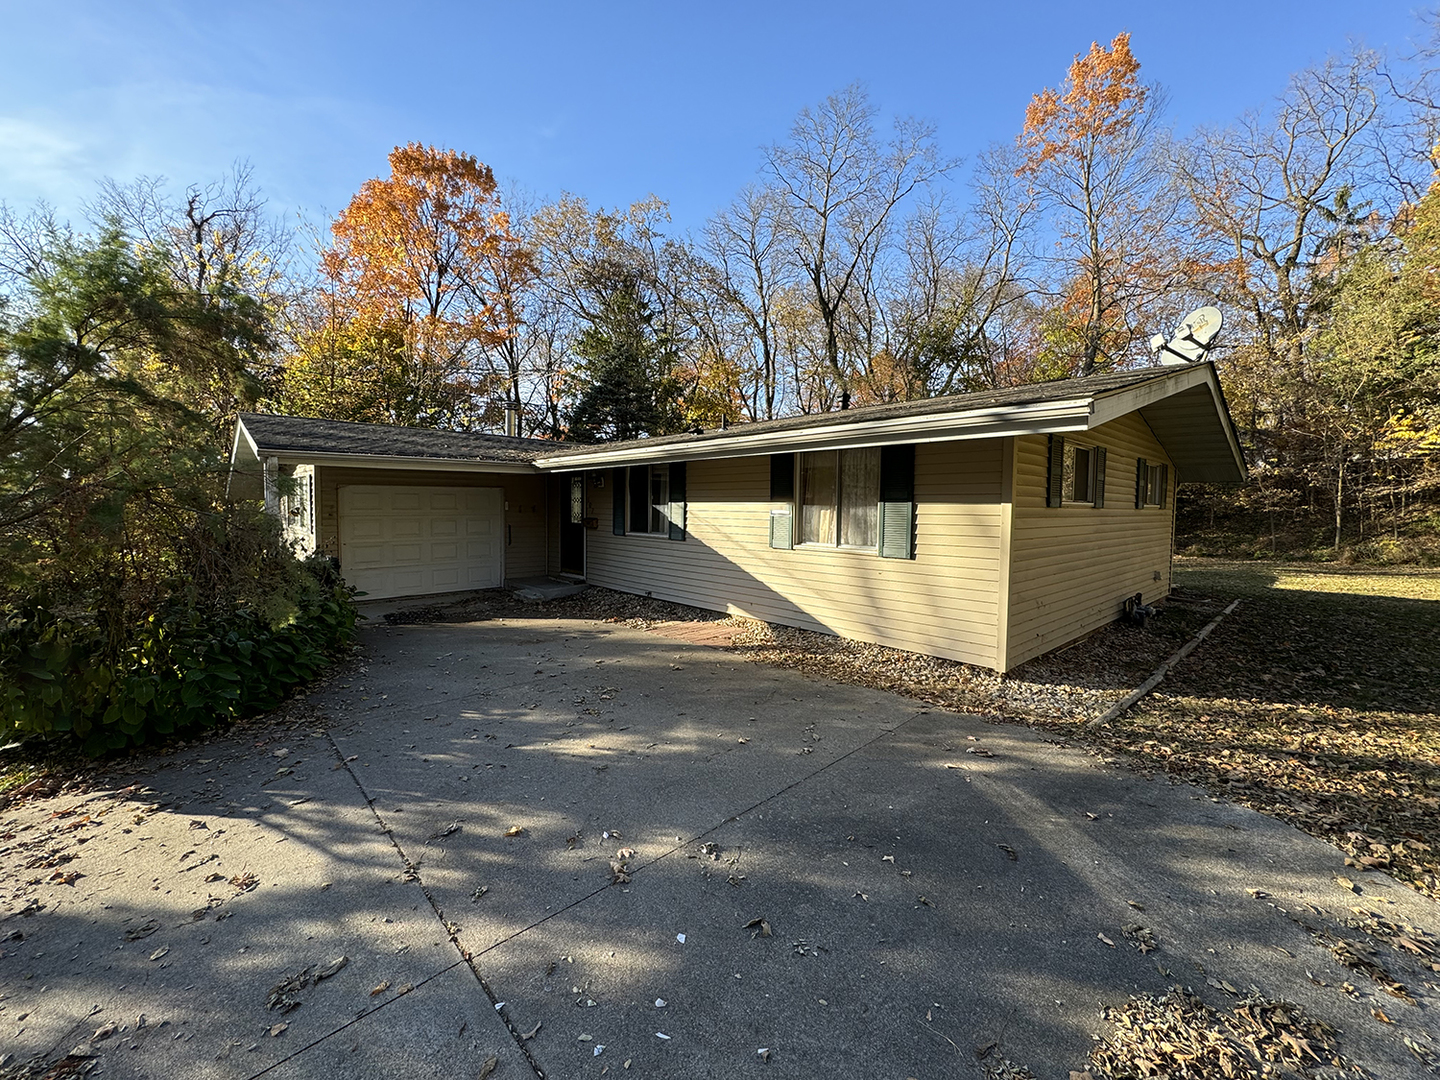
{"left": 540, "top": 366, "right": 1182, "bottom": 457}
{"left": 237, "top": 413, "right": 554, "bottom": 464}
{"left": 238, "top": 365, "right": 1226, "bottom": 472}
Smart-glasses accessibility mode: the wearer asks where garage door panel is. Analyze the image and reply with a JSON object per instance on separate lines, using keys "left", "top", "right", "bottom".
{"left": 338, "top": 485, "right": 504, "bottom": 600}
{"left": 346, "top": 518, "right": 385, "bottom": 541}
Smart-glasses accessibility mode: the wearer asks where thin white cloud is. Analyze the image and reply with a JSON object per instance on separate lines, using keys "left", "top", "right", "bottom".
{"left": 0, "top": 117, "right": 93, "bottom": 210}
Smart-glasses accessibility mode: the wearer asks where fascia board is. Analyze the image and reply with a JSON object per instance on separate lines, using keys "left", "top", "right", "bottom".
{"left": 265, "top": 452, "right": 540, "bottom": 475}
{"left": 533, "top": 400, "right": 1096, "bottom": 470}
{"left": 1202, "top": 378, "right": 1249, "bottom": 479}
{"left": 1087, "top": 366, "right": 1209, "bottom": 428}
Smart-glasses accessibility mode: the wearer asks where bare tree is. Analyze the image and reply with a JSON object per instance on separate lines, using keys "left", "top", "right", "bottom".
{"left": 765, "top": 83, "right": 955, "bottom": 408}
{"left": 705, "top": 186, "right": 792, "bottom": 419}
{"left": 1177, "top": 47, "right": 1384, "bottom": 379}
{"left": 891, "top": 147, "right": 1041, "bottom": 394}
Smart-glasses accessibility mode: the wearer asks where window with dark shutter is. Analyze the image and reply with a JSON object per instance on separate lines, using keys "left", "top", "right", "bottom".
{"left": 1135, "top": 457, "right": 1147, "bottom": 509}
{"left": 612, "top": 468, "right": 626, "bottom": 534}
{"left": 1093, "top": 446, "right": 1107, "bottom": 508}
{"left": 668, "top": 462, "right": 687, "bottom": 540}
{"left": 878, "top": 444, "right": 915, "bottom": 560}
{"left": 1047, "top": 435, "right": 1065, "bottom": 508}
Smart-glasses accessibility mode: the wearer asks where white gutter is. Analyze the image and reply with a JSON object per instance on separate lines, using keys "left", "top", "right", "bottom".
{"left": 533, "top": 398, "right": 1098, "bottom": 470}
{"left": 259, "top": 451, "right": 539, "bottom": 475}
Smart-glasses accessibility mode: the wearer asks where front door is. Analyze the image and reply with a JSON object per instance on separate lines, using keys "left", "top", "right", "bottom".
{"left": 559, "top": 475, "right": 585, "bottom": 577}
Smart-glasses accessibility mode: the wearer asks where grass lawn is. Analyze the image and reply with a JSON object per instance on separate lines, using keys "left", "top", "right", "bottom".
{"left": 1086, "top": 559, "right": 1440, "bottom": 897}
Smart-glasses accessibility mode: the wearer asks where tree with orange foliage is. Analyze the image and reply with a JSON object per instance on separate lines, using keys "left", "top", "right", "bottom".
{"left": 1018, "top": 33, "right": 1177, "bottom": 376}
{"left": 314, "top": 143, "right": 535, "bottom": 428}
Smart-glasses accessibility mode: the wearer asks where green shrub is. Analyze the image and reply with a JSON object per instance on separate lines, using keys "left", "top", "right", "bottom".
{"left": 0, "top": 555, "right": 357, "bottom": 755}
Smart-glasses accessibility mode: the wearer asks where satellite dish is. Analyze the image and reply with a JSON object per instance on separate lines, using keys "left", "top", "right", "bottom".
{"left": 1150, "top": 306, "right": 1223, "bottom": 366}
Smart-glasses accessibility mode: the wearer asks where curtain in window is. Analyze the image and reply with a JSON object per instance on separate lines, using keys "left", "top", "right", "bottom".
{"left": 801, "top": 451, "right": 837, "bottom": 544}
{"left": 839, "top": 448, "right": 880, "bottom": 547}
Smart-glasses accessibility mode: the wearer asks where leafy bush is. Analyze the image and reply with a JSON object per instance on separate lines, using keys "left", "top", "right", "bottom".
{"left": 0, "top": 554, "right": 357, "bottom": 755}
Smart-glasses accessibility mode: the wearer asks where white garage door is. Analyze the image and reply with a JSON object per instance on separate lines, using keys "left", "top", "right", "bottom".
{"left": 339, "top": 485, "right": 504, "bottom": 600}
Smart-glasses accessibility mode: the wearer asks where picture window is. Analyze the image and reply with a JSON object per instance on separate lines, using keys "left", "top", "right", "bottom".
{"left": 799, "top": 448, "right": 880, "bottom": 547}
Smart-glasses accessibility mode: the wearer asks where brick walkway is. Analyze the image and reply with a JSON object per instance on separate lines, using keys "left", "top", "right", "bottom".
{"left": 645, "top": 618, "right": 739, "bottom": 647}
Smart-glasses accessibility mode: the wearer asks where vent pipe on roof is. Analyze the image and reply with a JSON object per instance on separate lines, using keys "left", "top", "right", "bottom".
{"left": 504, "top": 402, "right": 519, "bottom": 438}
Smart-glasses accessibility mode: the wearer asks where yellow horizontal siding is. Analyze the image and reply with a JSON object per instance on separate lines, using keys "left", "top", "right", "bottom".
{"left": 1005, "top": 413, "right": 1175, "bottom": 666}
{"left": 582, "top": 442, "right": 1004, "bottom": 668}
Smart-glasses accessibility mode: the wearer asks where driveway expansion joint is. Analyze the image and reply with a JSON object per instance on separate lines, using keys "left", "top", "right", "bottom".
{"left": 324, "top": 730, "right": 549, "bottom": 1080}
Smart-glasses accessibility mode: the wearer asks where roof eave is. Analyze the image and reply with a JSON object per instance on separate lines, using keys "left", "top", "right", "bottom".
{"left": 533, "top": 398, "right": 1098, "bottom": 470}
{"left": 254, "top": 450, "right": 541, "bottom": 474}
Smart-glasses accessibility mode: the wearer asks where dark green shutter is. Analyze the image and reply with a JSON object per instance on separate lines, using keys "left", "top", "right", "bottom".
{"left": 1093, "top": 446, "right": 1107, "bottom": 508}
{"left": 770, "top": 453, "right": 795, "bottom": 500}
{"left": 611, "top": 468, "right": 626, "bottom": 534}
{"left": 668, "top": 462, "right": 687, "bottom": 540}
{"left": 1046, "top": 435, "right": 1065, "bottom": 508}
{"left": 878, "top": 444, "right": 915, "bottom": 559}
{"left": 770, "top": 453, "right": 795, "bottom": 550}
{"left": 1158, "top": 463, "right": 1169, "bottom": 508}
{"left": 1136, "top": 458, "right": 1147, "bottom": 509}
{"left": 628, "top": 466, "right": 648, "bottom": 533}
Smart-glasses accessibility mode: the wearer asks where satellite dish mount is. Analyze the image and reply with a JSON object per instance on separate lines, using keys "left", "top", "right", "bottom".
{"left": 1150, "top": 306, "right": 1223, "bottom": 366}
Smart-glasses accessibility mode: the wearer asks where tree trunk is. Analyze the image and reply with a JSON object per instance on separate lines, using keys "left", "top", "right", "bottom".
{"left": 1333, "top": 452, "right": 1345, "bottom": 555}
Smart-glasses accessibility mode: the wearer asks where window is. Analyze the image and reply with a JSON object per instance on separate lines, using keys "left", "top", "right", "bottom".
{"left": 799, "top": 448, "right": 880, "bottom": 547}
{"left": 569, "top": 476, "right": 584, "bottom": 524}
{"left": 1063, "top": 444, "right": 1094, "bottom": 504}
{"left": 628, "top": 464, "right": 670, "bottom": 535}
{"left": 1144, "top": 462, "right": 1167, "bottom": 506}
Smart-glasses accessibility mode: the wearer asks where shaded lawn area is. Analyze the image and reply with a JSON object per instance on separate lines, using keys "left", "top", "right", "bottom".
{"left": 1049, "top": 560, "right": 1440, "bottom": 899}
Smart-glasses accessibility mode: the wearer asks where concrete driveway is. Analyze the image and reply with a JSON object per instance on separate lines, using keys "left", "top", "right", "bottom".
{"left": 2, "top": 613, "right": 1436, "bottom": 1079}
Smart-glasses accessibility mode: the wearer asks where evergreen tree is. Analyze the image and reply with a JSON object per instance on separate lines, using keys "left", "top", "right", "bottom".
{"left": 565, "top": 275, "right": 684, "bottom": 443}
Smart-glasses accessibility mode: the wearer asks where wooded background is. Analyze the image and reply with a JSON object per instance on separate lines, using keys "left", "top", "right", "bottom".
{"left": 5, "top": 28, "right": 1440, "bottom": 568}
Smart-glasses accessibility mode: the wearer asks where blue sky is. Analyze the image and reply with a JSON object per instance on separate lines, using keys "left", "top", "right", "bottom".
{"left": 0, "top": 1, "right": 1429, "bottom": 234}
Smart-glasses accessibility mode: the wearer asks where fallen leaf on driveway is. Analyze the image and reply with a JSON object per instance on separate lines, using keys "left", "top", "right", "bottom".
{"left": 316, "top": 956, "right": 348, "bottom": 981}
{"left": 743, "top": 917, "right": 772, "bottom": 938}
{"left": 369, "top": 981, "right": 390, "bottom": 996}
{"left": 997, "top": 844, "right": 1018, "bottom": 861}
{"left": 268, "top": 1023, "right": 287, "bottom": 1037}
{"left": 504, "top": 826, "right": 524, "bottom": 837}
{"left": 124, "top": 919, "right": 159, "bottom": 941}
{"left": 1098, "top": 933, "right": 1116, "bottom": 947}
{"left": 1335, "top": 876, "right": 1358, "bottom": 893}
{"left": 519, "top": 1020, "right": 542, "bottom": 1041}
{"left": 477, "top": 1055, "right": 499, "bottom": 1079}
{"left": 148, "top": 947, "right": 169, "bottom": 962}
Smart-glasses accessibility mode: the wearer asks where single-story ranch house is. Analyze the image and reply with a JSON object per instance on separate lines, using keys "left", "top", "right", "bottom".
{"left": 229, "top": 362, "right": 1245, "bottom": 673}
